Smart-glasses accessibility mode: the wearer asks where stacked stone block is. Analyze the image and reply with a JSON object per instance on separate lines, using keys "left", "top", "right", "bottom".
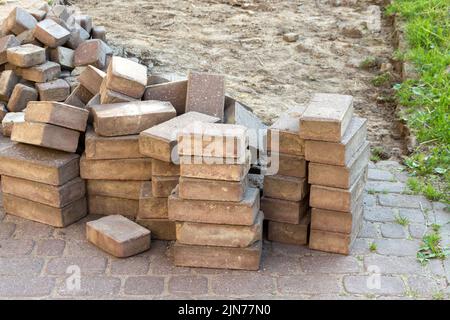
{"left": 168, "top": 122, "right": 262, "bottom": 270}
{"left": 262, "top": 105, "right": 310, "bottom": 245}
{"left": 300, "top": 93, "right": 369, "bottom": 255}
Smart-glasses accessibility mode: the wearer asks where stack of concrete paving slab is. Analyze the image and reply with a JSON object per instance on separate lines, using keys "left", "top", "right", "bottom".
{"left": 301, "top": 93, "right": 369, "bottom": 255}
{"left": 168, "top": 122, "right": 263, "bottom": 270}
{"left": 0, "top": 3, "right": 109, "bottom": 135}
{"left": 138, "top": 111, "right": 220, "bottom": 240}
{"left": 262, "top": 106, "right": 310, "bottom": 245}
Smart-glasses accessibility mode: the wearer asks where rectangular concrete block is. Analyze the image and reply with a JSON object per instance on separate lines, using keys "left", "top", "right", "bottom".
{"left": 139, "top": 111, "right": 220, "bottom": 162}
{"left": 143, "top": 80, "right": 187, "bottom": 115}
{"left": 7, "top": 83, "right": 38, "bottom": 112}
{"left": 91, "top": 25, "right": 106, "bottom": 41}
{"left": 310, "top": 168, "right": 367, "bottom": 212}
{"left": 263, "top": 174, "right": 308, "bottom": 202}
{"left": 178, "top": 122, "right": 248, "bottom": 159}
{"left": 0, "top": 70, "right": 19, "bottom": 101}
{"left": 11, "top": 121, "right": 80, "bottom": 153}
{"left": 0, "top": 35, "right": 20, "bottom": 64}
{"left": 173, "top": 241, "right": 262, "bottom": 271}
{"left": 309, "top": 224, "right": 361, "bottom": 255}
{"left": 6, "top": 44, "right": 45, "bottom": 67}
{"left": 152, "top": 175, "right": 179, "bottom": 198}
{"left": 179, "top": 176, "right": 247, "bottom": 202}
{"left": 85, "top": 128, "right": 143, "bottom": 160}
{"left": 80, "top": 155, "right": 152, "bottom": 180}
{"left": 3, "top": 193, "right": 86, "bottom": 227}
{"left": 308, "top": 141, "right": 369, "bottom": 189}
{"left": 105, "top": 56, "right": 147, "bottom": 99}
{"left": 4, "top": 7, "right": 37, "bottom": 35}
{"left": 78, "top": 65, "right": 105, "bottom": 95}
{"left": 100, "top": 87, "right": 138, "bottom": 105}
{"left": 138, "top": 181, "right": 168, "bottom": 219}
{"left": 136, "top": 218, "right": 176, "bottom": 240}
{"left": 180, "top": 152, "right": 250, "bottom": 182}
{"left": 74, "top": 15, "right": 93, "bottom": 33}
{"left": 300, "top": 93, "right": 354, "bottom": 142}
{"left": 74, "top": 39, "right": 107, "bottom": 69}
{"left": 305, "top": 117, "right": 367, "bottom": 166}
{"left": 176, "top": 211, "right": 263, "bottom": 247}
{"left": 2, "top": 111, "right": 24, "bottom": 136}
{"left": 2, "top": 175, "right": 85, "bottom": 208}
{"left": 0, "top": 143, "right": 79, "bottom": 185}
{"left": 36, "top": 78, "right": 70, "bottom": 102}
{"left": 311, "top": 194, "right": 364, "bottom": 234}
{"left": 152, "top": 158, "right": 180, "bottom": 177}
{"left": 267, "top": 105, "right": 306, "bottom": 156}
{"left": 87, "top": 180, "right": 145, "bottom": 200}
{"left": 92, "top": 100, "right": 176, "bottom": 137}
{"left": 50, "top": 46, "right": 74, "bottom": 69}
{"left": 87, "top": 215, "right": 150, "bottom": 258}
{"left": 185, "top": 71, "right": 225, "bottom": 121}
{"left": 270, "top": 152, "right": 307, "bottom": 178}
{"left": 64, "top": 84, "right": 93, "bottom": 108}
{"left": 20, "top": 61, "right": 61, "bottom": 83}
{"left": 169, "top": 186, "right": 259, "bottom": 226}
{"left": 267, "top": 214, "right": 310, "bottom": 246}
{"left": 34, "top": 19, "right": 70, "bottom": 48}
{"left": 88, "top": 195, "right": 139, "bottom": 218}
{"left": 25, "top": 101, "right": 89, "bottom": 132}
{"left": 261, "top": 196, "right": 309, "bottom": 224}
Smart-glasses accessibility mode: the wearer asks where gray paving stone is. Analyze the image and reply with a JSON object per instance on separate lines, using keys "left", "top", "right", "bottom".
{"left": 407, "top": 276, "right": 447, "bottom": 297}
{"left": 427, "top": 259, "right": 446, "bottom": 277}
{"left": 0, "top": 222, "right": 16, "bottom": 239}
{"left": 261, "top": 254, "right": 302, "bottom": 275}
{"left": 65, "top": 240, "right": 110, "bottom": 257}
{"left": 375, "top": 161, "right": 402, "bottom": 169}
{"left": 368, "top": 161, "right": 376, "bottom": 169}
{"left": 270, "top": 242, "right": 315, "bottom": 256}
{"left": 359, "top": 221, "right": 379, "bottom": 238}
{"left": 46, "top": 257, "right": 107, "bottom": 275}
{"left": 433, "top": 210, "right": 450, "bottom": 225}
{"left": 343, "top": 275, "right": 405, "bottom": 295}
{"left": 374, "top": 239, "right": 420, "bottom": 256}
{"left": 300, "top": 256, "right": 361, "bottom": 273}
{"left": 433, "top": 202, "right": 448, "bottom": 211}
{"left": 363, "top": 194, "right": 376, "bottom": 207}
{"left": 13, "top": 221, "right": 53, "bottom": 239}
{"left": 366, "top": 181, "right": 405, "bottom": 193}
{"left": 409, "top": 224, "right": 426, "bottom": 239}
{"left": 124, "top": 276, "right": 165, "bottom": 296}
{"left": 364, "top": 207, "right": 396, "bottom": 222}
{"left": 368, "top": 169, "right": 395, "bottom": 181}
{"left": 278, "top": 275, "right": 342, "bottom": 295}
{"left": 57, "top": 276, "right": 121, "bottom": 297}
{"left": 36, "top": 239, "right": 65, "bottom": 256}
{"left": 397, "top": 208, "right": 426, "bottom": 224}
{"left": 168, "top": 275, "right": 209, "bottom": 296}
{"left": 444, "top": 259, "right": 450, "bottom": 283}
{"left": 211, "top": 274, "right": 275, "bottom": 296}
{"left": 378, "top": 194, "right": 432, "bottom": 209}
{"left": 351, "top": 238, "right": 372, "bottom": 255}
{"left": 363, "top": 255, "right": 422, "bottom": 274}
{"left": 0, "top": 257, "right": 44, "bottom": 276}
{"left": 0, "top": 276, "right": 55, "bottom": 297}
{"left": 110, "top": 257, "right": 150, "bottom": 275}
{"left": 0, "top": 239, "right": 34, "bottom": 256}
{"left": 380, "top": 223, "right": 407, "bottom": 239}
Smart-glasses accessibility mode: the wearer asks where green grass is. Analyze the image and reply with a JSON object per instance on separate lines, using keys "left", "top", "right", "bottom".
{"left": 406, "top": 177, "right": 447, "bottom": 202}
{"left": 371, "top": 73, "right": 392, "bottom": 87}
{"left": 370, "top": 146, "right": 388, "bottom": 163}
{"left": 395, "top": 214, "right": 410, "bottom": 226}
{"left": 432, "top": 291, "right": 445, "bottom": 300}
{"left": 417, "top": 230, "right": 449, "bottom": 265}
{"left": 387, "top": 0, "right": 450, "bottom": 205}
{"left": 369, "top": 242, "right": 377, "bottom": 252}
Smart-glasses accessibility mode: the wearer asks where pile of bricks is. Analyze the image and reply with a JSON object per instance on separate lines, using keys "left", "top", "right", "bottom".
{"left": 0, "top": 3, "right": 109, "bottom": 135}
{"left": 262, "top": 106, "right": 310, "bottom": 245}
{"left": 168, "top": 122, "right": 263, "bottom": 270}
{"left": 301, "top": 93, "right": 369, "bottom": 254}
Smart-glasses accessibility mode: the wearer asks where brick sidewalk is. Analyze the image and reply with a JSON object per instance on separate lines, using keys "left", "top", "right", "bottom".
{"left": 0, "top": 160, "right": 448, "bottom": 299}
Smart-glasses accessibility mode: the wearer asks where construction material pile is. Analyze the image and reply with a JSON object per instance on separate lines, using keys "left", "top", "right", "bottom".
{"left": 0, "top": 2, "right": 370, "bottom": 271}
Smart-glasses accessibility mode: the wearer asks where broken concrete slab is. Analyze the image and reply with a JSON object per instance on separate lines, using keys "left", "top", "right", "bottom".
{"left": 11, "top": 121, "right": 80, "bottom": 153}
{"left": 86, "top": 215, "right": 150, "bottom": 258}
{"left": 80, "top": 155, "right": 152, "bottom": 180}
{"left": 168, "top": 186, "right": 259, "bottom": 226}
{"left": 92, "top": 100, "right": 176, "bottom": 137}
{"left": 308, "top": 141, "right": 369, "bottom": 189}
{"left": 179, "top": 176, "right": 248, "bottom": 202}
{"left": 261, "top": 196, "right": 309, "bottom": 224}
{"left": 143, "top": 80, "right": 187, "bottom": 115}
{"left": 305, "top": 117, "right": 367, "bottom": 166}
{"left": 185, "top": 71, "right": 225, "bottom": 121}
{"left": 1, "top": 175, "right": 85, "bottom": 208}
{"left": 176, "top": 211, "right": 263, "bottom": 248}
{"left": 300, "top": 93, "right": 354, "bottom": 142}
{"left": 3, "top": 193, "right": 86, "bottom": 227}
{"left": 25, "top": 101, "right": 89, "bottom": 132}
{"left": 139, "top": 111, "right": 220, "bottom": 162}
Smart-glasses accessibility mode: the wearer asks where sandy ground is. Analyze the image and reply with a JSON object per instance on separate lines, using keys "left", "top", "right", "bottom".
{"left": 1, "top": 0, "right": 404, "bottom": 157}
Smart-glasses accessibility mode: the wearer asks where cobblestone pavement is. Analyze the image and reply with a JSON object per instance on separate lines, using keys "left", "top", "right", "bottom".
{"left": 0, "top": 160, "right": 448, "bottom": 300}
